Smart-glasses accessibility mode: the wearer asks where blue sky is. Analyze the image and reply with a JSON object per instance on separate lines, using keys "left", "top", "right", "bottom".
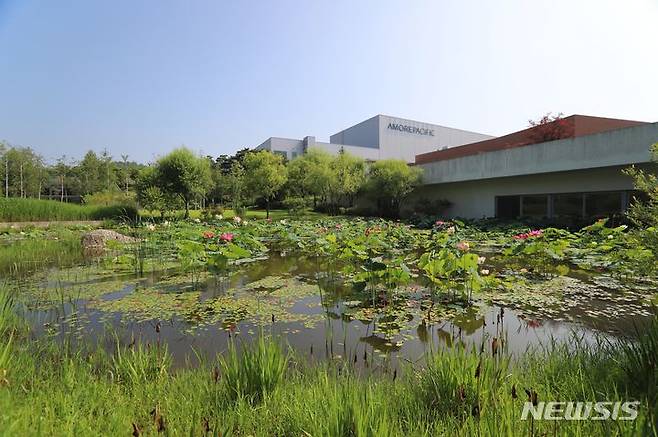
{"left": 0, "top": 0, "right": 657, "bottom": 163}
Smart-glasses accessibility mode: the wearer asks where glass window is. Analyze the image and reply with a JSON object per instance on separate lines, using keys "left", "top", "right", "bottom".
{"left": 521, "top": 195, "right": 548, "bottom": 218}
{"left": 585, "top": 192, "right": 622, "bottom": 218}
{"left": 553, "top": 193, "right": 583, "bottom": 219}
{"left": 496, "top": 196, "right": 520, "bottom": 219}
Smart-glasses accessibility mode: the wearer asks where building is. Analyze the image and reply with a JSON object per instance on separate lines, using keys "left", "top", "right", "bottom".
{"left": 255, "top": 114, "right": 493, "bottom": 163}
{"left": 411, "top": 115, "right": 658, "bottom": 220}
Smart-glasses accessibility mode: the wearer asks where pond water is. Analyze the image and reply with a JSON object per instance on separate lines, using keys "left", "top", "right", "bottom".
{"left": 13, "top": 248, "right": 656, "bottom": 370}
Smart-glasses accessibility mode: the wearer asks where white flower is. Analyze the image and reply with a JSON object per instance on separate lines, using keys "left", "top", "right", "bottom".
{"left": 194, "top": 218, "right": 201, "bottom": 223}
{"left": 607, "top": 235, "right": 614, "bottom": 239}
{"left": 233, "top": 216, "right": 242, "bottom": 224}
{"left": 146, "top": 224, "right": 156, "bottom": 231}
{"left": 163, "top": 220, "right": 170, "bottom": 227}
{"left": 215, "top": 214, "right": 223, "bottom": 220}
{"left": 243, "top": 220, "right": 249, "bottom": 225}
{"left": 446, "top": 226, "right": 456, "bottom": 235}
{"left": 477, "top": 256, "right": 486, "bottom": 264}
{"left": 480, "top": 269, "right": 490, "bottom": 276}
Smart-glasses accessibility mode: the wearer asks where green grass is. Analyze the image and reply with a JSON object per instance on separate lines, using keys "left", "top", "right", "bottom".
{"left": 139, "top": 207, "right": 327, "bottom": 221}
{"left": 0, "top": 325, "right": 656, "bottom": 436}
{"left": 0, "top": 234, "right": 83, "bottom": 276}
{"left": 0, "top": 198, "right": 137, "bottom": 222}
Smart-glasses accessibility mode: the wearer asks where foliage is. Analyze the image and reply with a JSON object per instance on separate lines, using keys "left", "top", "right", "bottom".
{"left": 527, "top": 112, "right": 573, "bottom": 142}
{"left": 218, "top": 335, "right": 288, "bottom": 404}
{"left": 365, "top": 159, "right": 422, "bottom": 218}
{"left": 0, "top": 197, "right": 137, "bottom": 222}
{"left": 153, "top": 148, "right": 213, "bottom": 218}
{"left": 83, "top": 189, "right": 136, "bottom": 207}
{"left": 243, "top": 150, "right": 288, "bottom": 218}
{"left": 624, "top": 143, "right": 658, "bottom": 227}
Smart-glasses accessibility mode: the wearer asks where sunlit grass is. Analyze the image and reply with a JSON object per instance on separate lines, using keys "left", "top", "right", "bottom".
{"left": 0, "top": 197, "right": 138, "bottom": 223}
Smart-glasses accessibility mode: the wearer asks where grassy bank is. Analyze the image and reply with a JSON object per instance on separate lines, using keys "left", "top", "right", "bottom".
{"left": 0, "top": 198, "right": 137, "bottom": 222}
{"left": 0, "top": 308, "right": 656, "bottom": 435}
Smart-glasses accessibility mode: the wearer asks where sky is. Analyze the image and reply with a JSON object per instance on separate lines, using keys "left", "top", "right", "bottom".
{"left": 0, "top": 0, "right": 657, "bottom": 163}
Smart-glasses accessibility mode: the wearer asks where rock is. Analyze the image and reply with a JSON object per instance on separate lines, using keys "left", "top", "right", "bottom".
{"left": 81, "top": 229, "right": 137, "bottom": 253}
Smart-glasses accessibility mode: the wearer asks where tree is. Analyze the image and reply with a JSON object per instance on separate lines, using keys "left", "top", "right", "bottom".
{"left": 624, "top": 143, "right": 658, "bottom": 227}
{"left": 154, "top": 148, "right": 212, "bottom": 218}
{"left": 329, "top": 150, "right": 366, "bottom": 208}
{"left": 366, "top": 159, "right": 422, "bottom": 218}
{"left": 527, "top": 112, "right": 573, "bottom": 143}
{"left": 243, "top": 150, "right": 287, "bottom": 218}
{"left": 287, "top": 148, "right": 334, "bottom": 204}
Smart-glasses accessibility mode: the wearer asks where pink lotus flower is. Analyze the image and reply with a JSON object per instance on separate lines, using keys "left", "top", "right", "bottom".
{"left": 219, "top": 232, "right": 234, "bottom": 242}
{"left": 513, "top": 229, "right": 543, "bottom": 240}
{"left": 202, "top": 231, "right": 215, "bottom": 239}
{"left": 456, "top": 241, "right": 470, "bottom": 252}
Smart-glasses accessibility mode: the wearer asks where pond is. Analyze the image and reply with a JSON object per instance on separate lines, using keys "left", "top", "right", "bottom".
{"left": 9, "top": 218, "right": 657, "bottom": 370}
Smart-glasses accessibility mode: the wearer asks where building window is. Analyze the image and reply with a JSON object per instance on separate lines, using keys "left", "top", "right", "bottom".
{"left": 585, "top": 192, "right": 622, "bottom": 218}
{"left": 553, "top": 193, "right": 583, "bottom": 219}
{"left": 496, "top": 196, "right": 520, "bottom": 219}
{"left": 521, "top": 195, "right": 548, "bottom": 218}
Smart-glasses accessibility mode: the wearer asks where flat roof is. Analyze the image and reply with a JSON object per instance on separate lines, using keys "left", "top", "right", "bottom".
{"left": 415, "top": 115, "right": 648, "bottom": 165}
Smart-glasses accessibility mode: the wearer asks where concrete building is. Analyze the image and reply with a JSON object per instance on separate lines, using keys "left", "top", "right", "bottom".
{"left": 255, "top": 115, "right": 493, "bottom": 163}
{"left": 411, "top": 115, "right": 658, "bottom": 221}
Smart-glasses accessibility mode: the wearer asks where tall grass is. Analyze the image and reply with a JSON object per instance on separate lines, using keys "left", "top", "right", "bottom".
{"left": 0, "top": 236, "right": 83, "bottom": 276}
{"left": 0, "top": 197, "right": 137, "bottom": 222}
{"left": 0, "top": 324, "right": 656, "bottom": 435}
{"left": 218, "top": 335, "right": 288, "bottom": 404}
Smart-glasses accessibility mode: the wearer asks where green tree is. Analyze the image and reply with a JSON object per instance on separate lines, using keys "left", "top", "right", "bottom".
{"left": 366, "top": 159, "right": 422, "bottom": 218}
{"left": 154, "top": 148, "right": 212, "bottom": 218}
{"left": 286, "top": 149, "right": 333, "bottom": 205}
{"left": 4, "top": 147, "right": 46, "bottom": 198}
{"left": 624, "top": 143, "right": 658, "bottom": 227}
{"left": 243, "top": 150, "right": 287, "bottom": 218}
{"left": 328, "top": 150, "right": 366, "bottom": 209}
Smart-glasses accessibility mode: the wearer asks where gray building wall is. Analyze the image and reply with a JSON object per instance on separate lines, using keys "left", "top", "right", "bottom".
{"left": 329, "top": 115, "right": 380, "bottom": 149}
{"left": 376, "top": 115, "right": 493, "bottom": 163}
{"left": 257, "top": 114, "right": 493, "bottom": 163}
{"left": 419, "top": 122, "right": 658, "bottom": 185}
{"left": 411, "top": 122, "right": 658, "bottom": 218}
{"left": 407, "top": 166, "right": 639, "bottom": 219}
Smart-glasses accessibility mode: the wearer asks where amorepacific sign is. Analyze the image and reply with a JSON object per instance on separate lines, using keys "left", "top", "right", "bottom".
{"left": 387, "top": 123, "right": 435, "bottom": 136}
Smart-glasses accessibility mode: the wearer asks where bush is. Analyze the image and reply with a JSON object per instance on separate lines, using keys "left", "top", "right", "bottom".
{"left": 201, "top": 205, "right": 225, "bottom": 221}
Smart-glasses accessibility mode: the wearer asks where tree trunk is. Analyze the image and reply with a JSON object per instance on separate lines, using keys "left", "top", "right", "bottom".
{"left": 184, "top": 199, "right": 190, "bottom": 219}
{"left": 266, "top": 198, "right": 270, "bottom": 219}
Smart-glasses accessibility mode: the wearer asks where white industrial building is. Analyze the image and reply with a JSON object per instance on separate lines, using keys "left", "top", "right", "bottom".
{"left": 255, "top": 114, "right": 492, "bottom": 163}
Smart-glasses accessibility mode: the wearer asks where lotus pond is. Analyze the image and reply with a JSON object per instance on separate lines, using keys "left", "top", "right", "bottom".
{"left": 5, "top": 217, "right": 658, "bottom": 368}
{"left": 2, "top": 217, "right": 658, "bottom": 435}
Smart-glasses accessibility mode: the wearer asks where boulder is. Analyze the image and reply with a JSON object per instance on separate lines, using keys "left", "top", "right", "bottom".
{"left": 81, "top": 229, "right": 137, "bottom": 252}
